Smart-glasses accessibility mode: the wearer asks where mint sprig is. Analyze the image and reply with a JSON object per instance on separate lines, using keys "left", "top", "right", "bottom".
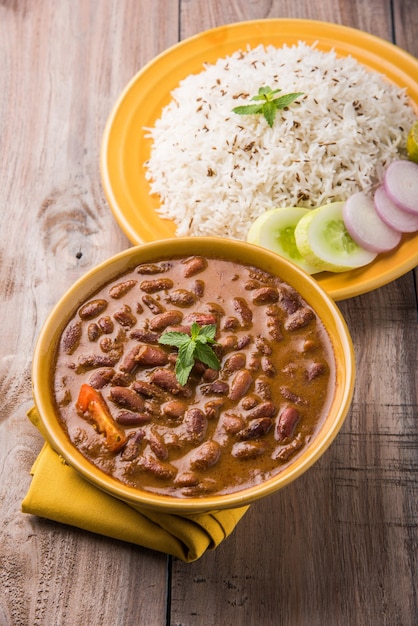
{"left": 159, "top": 322, "right": 220, "bottom": 386}
{"left": 232, "top": 86, "right": 303, "bottom": 128}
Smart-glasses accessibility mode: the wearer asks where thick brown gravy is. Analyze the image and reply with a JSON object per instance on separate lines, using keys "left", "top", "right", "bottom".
{"left": 53, "top": 256, "right": 336, "bottom": 497}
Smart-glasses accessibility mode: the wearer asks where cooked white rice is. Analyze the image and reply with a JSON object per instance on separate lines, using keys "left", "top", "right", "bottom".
{"left": 144, "top": 42, "right": 416, "bottom": 239}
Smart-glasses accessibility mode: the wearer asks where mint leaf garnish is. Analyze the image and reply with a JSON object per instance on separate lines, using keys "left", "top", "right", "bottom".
{"left": 232, "top": 86, "right": 303, "bottom": 127}
{"left": 159, "top": 322, "right": 220, "bottom": 385}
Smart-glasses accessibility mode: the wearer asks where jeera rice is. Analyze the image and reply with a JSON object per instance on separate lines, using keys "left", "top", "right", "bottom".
{"left": 144, "top": 42, "right": 416, "bottom": 240}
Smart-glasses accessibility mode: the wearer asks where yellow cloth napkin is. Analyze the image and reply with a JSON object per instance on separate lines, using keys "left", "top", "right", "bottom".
{"left": 22, "top": 407, "right": 249, "bottom": 562}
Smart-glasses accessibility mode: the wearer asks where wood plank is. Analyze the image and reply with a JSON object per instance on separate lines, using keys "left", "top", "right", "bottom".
{"left": 0, "top": 1, "right": 178, "bottom": 623}
{"left": 170, "top": 1, "right": 418, "bottom": 625}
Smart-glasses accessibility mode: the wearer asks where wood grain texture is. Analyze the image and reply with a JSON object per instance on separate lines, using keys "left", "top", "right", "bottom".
{"left": 0, "top": 0, "right": 416, "bottom": 624}
{"left": 0, "top": 1, "right": 178, "bottom": 624}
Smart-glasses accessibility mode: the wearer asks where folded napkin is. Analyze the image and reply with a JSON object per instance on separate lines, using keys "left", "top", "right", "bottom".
{"left": 22, "top": 407, "right": 249, "bottom": 562}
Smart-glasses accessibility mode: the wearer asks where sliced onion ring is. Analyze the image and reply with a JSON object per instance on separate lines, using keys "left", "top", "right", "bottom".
{"left": 374, "top": 185, "right": 418, "bottom": 233}
{"left": 384, "top": 160, "right": 418, "bottom": 215}
{"left": 343, "top": 191, "right": 401, "bottom": 253}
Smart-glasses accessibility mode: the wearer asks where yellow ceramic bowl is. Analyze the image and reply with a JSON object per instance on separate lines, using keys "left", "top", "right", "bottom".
{"left": 32, "top": 237, "right": 355, "bottom": 514}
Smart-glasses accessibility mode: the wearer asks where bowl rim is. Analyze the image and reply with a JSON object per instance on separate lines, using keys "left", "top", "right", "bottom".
{"left": 32, "top": 237, "right": 355, "bottom": 514}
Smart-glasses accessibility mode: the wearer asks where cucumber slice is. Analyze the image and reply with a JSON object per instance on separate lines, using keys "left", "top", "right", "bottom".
{"left": 246, "top": 207, "right": 321, "bottom": 274}
{"left": 294, "top": 202, "right": 377, "bottom": 272}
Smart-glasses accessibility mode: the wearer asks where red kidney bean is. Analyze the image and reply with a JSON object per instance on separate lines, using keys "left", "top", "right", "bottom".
{"left": 182, "top": 256, "right": 207, "bottom": 277}
{"left": 248, "top": 268, "right": 273, "bottom": 283}
{"left": 133, "top": 429, "right": 146, "bottom": 444}
{"left": 255, "top": 336, "right": 272, "bottom": 355}
{"left": 192, "top": 280, "right": 205, "bottom": 297}
{"left": 265, "top": 304, "right": 281, "bottom": 316}
{"left": 121, "top": 438, "right": 141, "bottom": 461}
{"left": 162, "top": 400, "right": 187, "bottom": 419}
{"left": 136, "top": 262, "right": 172, "bottom": 275}
{"left": 61, "top": 321, "right": 82, "bottom": 354}
{"left": 167, "top": 289, "right": 196, "bottom": 307}
{"left": 113, "top": 304, "right": 137, "bottom": 328}
{"left": 129, "top": 327, "right": 160, "bottom": 343}
{"left": 217, "top": 335, "right": 238, "bottom": 352}
{"left": 203, "top": 398, "right": 224, "bottom": 419}
{"left": 284, "top": 307, "right": 315, "bottom": 332}
{"left": 261, "top": 356, "right": 276, "bottom": 377}
{"left": 231, "top": 440, "right": 267, "bottom": 459}
{"left": 115, "top": 411, "right": 152, "bottom": 426}
{"left": 302, "top": 339, "right": 316, "bottom": 352}
{"left": 111, "top": 372, "right": 132, "bottom": 387}
{"left": 277, "top": 286, "right": 302, "bottom": 314}
{"left": 244, "top": 279, "right": 261, "bottom": 290}
{"left": 140, "top": 278, "right": 173, "bottom": 293}
{"left": 132, "top": 380, "right": 165, "bottom": 401}
{"left": 251, "top": 287, "right": 279, "bottom": 304}
{"left": 180, "top": 478, "right": 217, "bottom": 496}
{"left": 109, "top": 279, "right": 137, "bottom": 299}
{"left": 237, "top": 334, "right": 252, "bottom": 349}
{"left": 190, "top": 440, "right": 220, "bottom": 470}
{"left": 221, "top": 413, "right": 245, "bottom": 435}
{"left": 109, "top": 386, "right": 145, "bottom": 412}
{"left": 184, "top": 312, "right": 217, "bottom": 326}
{"left": 98, "top": 316, "right": 114, "bottom": 334}
{"left": 183, "top": 408, "right": 207, "bottom": 442}
{"left": 266, "top": 316, "right": 283, "bottom": 342}
{"left": 247, "top": 401, "right": 277, "bottom": 419}
{"left": 272, "top": 433, "right": 304, "bottom": 462}
{"left": 174, "top": 472, "right": 199, "bottom": 487}
{"left": 76, "top": 353, "right": 120, "bottom": 373}
{"left": 238, "top": 417, "right": 272, "bottom": 440}
{"left": 232, "top": 297, "right": 253, "bottom": 327}
{"left": 222, "top": 316, "right": 240, "bottom": 331}
{"left": 138, "top": 456, "right": 177, "bottom": 480}
{"left": 228, "top": 370, "right": 253, "bottom": 401}
{"left": 88, "top": 368, "right": 115, "bottom": 389}
{"left": 78, "top": 299, "right": 108, "bottom": 320}
{"left": 147, "top": 430, "right": 169, "bottom": 461}
{"left": 201, "top": 380, "right": 229, "bottom": 396}
{"left": 305, "top": 362, "right": 326, "bottom": 380}
{"left": 201, "top": 368, "right": 218, "bottom": 382}
{"left": 280, "top": 386, "right": 307, "bottom": 405}
{"left": 134, "top": 345, "right": 169, "bottom": 367}
{"left": 99, "top": 337, "right": 118, "bottom": 354}
{"left": 141, "top": 294, "right": 165, "bottom": 314}
{"left": 204, "top": 303, "right": 225, "bottom": 318}
{"left": 254, "top": 377, "right": 272, "bottom": 400}
{"left": 276, "top": 406, "right": 300, "bottom": 442}
{"left": 151, "top": 369, "right": 193, "bottom": 397}
{"left": 148, "top": 310, "right": 183, "bottom": 331}
{"left": 240, "top": 395, "right": 259, "bottom": 410}
{"left": 165, "top": 324, "right": 192, "bottom": 336}
{"left": 120, "top": 345, "right": 142, "bottom": 373}
{"left": 224, "top": 353, "right": 246, "bottom": 374}
{"left": 87, "top": 322, "right": 101, "bottom": 342}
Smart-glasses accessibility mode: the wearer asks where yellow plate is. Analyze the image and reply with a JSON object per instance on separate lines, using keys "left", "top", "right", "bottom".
{"left": 100, "top": 19, "right": 418, "bottom": 301}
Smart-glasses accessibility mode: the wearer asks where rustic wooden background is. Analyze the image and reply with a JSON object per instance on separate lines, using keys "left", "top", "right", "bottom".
{"left": 0, "top": 1, "right": 417, "bottom": 624}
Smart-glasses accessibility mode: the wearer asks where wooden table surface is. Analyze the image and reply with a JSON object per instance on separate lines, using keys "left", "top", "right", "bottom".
{"left": 1, "top": 1, "right": 417, "bottom": 625}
